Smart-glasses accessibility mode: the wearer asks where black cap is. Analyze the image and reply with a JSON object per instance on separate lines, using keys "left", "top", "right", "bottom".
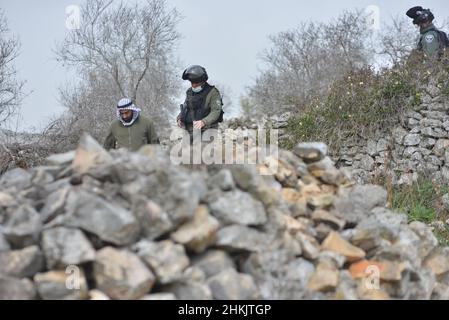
{"left": 406, "top": 6, "right": 424, "bottom": 19}
{"left": 406, "top": 6, "right": 434, "bottom": 25}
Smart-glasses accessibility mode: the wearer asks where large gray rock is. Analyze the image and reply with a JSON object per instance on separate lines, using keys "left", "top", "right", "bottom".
{"left": 332, "top": 185, "right": 387, "bottom": 224}
{"left": 293, "top": 142, "right": 328, "bottom": 162}
{"left": 420, "top": 118, "right": 442, "bottom": 127}
{"left": 122, "top": 169, "right": 205, "bottom": 227}
{"left": 392, "top": 127, "right": 408, "bottom": 144}
{"left": 171, "top": 205, "right": 219, "bottom": 253}
{"left": 0, "top": 276, "right": 36, "bottom": 300}
{"left": 366, "top": 140, "right": 378, "bottom": 156}
{"left": 420, "top": 137, "right": 436, "bottom": 148}
{"left": 182, "top": 266, "right": 207, "bottom": 283}
{"left": 406, "top": 110, "right": 423, "bottom": 119}
{"left": 94, "top": 247, "right": 155, "bottom": 300}
{"left": 2, "top": 205, "right": 42, "bottom": 248}
{"left": 134, "top": 240, "right": 190, "bottom": 285}
{"left": 64, "top": 190, "right": 140, "bottom": 246}
{"left": 34, "top": 270, "right": 89, "bottom": 300}
{"left": 352, "top": 208, "right": 409, "bottom": 255}
{"left": 409, "top": 221, "right": 438, "bottom": 259}
{"left": 373, "top": 243, "right": 421, "bottom": 272}
{"left": 242, "top": 251, "right": 314, "bottom": 299}
{"left": 132, "top": 198, "right": 173, "bottom": 240}
{"left": 307, "top": 156, "right": 335, "bottom": 173}
{"left": 41, "top": 227, "right": 96, "bottom": 269}
{"left": 216, "top": 225, "right": 270, "bottom": 252}
{"left": 208, "top": 169, "right": 235, "bottom": 191}
{"left": 359, "top": 155, "right": 375, "bottom": 171}
{"left": 39, "top": 187, "right": 71, "bottom": 223}
{"left": 207, "top": 268, "right": 260, "bottom": 300}
{"left": 192, "top": 250, "right": 236, "bottom": 278}
{"left": 0, "top": 168, "right": 32, "bottom": 191}
{"left": 228, "top": 165, "right": 260, "bottom": 191}
{"left": 102, "top": 151, "right": 160, "bottom": 184}
{"left": 403, "top": 134, "right": 421, "bottom": 146}
{"left": 350, "top": 227, "right": 386, "bottom": 252}
{"left": 295, "top": 232, "right": 320, "bottom": 260}
{"left": 407, "top": 118, "right": 420, "bottom": 129}
{"left": 0, "top": 245, "right": 44, "bottom": 278}
{"left": 120, "top": 156, "right": 155, "bottom": 180}
{"left": 376, "top": 138, "right": 389, "bottom": 153}
{"left": 71, "top": 133, "right": 113, "bottom": 174}
{"left": 358, "top": 207, "right": 408, "bottom": 229}
{"left": 422, "top": 127, "right": 447, "bottom": 138}
{"left": 209, "top": 190, "right": 267, "bottom": 226}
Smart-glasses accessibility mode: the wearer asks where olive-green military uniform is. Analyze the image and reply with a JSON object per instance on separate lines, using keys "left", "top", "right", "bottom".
{"left": 177, "top": 83, "right": 223, "bottom": 133}
{"left": 419, "top": 24, "right": 441, "bottom": 58}
{"left": 103, "top": 115, "right": 159, "bottom": 151}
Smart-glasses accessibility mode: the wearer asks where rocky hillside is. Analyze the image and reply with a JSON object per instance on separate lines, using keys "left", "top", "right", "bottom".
{"left": 1, "top": 134, "right": 449, "bottom": 300}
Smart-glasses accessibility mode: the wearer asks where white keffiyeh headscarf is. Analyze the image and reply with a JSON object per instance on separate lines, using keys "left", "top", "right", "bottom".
{"left": 116, "top": 98, "right": 141, "bottom": 126}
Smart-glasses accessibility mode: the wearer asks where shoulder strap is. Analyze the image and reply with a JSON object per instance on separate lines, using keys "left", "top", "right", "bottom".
{"left": 207, "top": 86, "right": 223, "bottom": 105}
{"left": 418, "top": 34, "right": 423, "bottom": 50}
{"left": 201, "top": 83, "right": 214, "bottom": 95}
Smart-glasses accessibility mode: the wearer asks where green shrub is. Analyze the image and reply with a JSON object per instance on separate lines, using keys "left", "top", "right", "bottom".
{"left": 283, "top": 57, "right": 449, "bottom": 152}
{"left": 390, "top": 178, "right": 449, "bottom": 245}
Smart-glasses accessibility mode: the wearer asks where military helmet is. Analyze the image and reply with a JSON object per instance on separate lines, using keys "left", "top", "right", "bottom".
{"left": 406, "top": 6, "right": 434, "bottom": 25}
{"left": 182, "top": 65, "right": 208, "bottom": 83}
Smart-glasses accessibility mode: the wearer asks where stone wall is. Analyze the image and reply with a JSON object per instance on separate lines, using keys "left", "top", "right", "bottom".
{"left": 229, "top": 90, "right": 449, "bottom": 186}
{"left": 2, "top": 135, "right": 449, "bottom": 300}
{"left": 331, "top": 90, "right": 449, "bottom": 185}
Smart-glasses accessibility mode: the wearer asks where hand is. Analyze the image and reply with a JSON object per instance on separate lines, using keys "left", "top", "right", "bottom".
{"left": 193, "top": 120, "right": 205, "bottom": 130}
{"left": 177, "top": 118, "right": 184, "bottom": 128}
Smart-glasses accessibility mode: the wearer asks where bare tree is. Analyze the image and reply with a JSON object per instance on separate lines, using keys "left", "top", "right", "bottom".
{"left": 0, "top": 10, "right": 24, "bottom": 125}
{"left": 243, "top": 10, "right": 372, "bottom": 117}
{"left": 377, "top": 15, "right": 417, "bottom": 66}
{"left": 57, "top": 0, "right": 180, "bottom": 100}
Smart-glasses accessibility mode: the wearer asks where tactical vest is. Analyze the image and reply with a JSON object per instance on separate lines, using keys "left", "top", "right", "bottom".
{"left": 182, "top": 83, "right": 216, "bottom": 124}
{"left": 418, "top": 26, "right": 449, "bottom": 57}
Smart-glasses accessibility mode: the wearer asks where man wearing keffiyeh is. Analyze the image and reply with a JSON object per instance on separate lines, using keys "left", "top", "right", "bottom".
{"left": 103, "top": 98, "right": 159, "bottom": 151}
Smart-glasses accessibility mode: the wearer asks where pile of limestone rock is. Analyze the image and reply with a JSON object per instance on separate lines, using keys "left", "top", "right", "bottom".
{"left": 1, "top": 134, "right": 449, "bottom": 300}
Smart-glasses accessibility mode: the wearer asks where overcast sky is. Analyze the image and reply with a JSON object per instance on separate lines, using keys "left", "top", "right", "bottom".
{"left": 2, "top": 0, "right": 449, "bottom": 132}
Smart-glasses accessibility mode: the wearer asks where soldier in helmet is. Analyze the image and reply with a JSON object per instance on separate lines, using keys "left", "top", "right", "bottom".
{"left": 177, "top": 65, "right": 224, "bottom": 136}
{"left": 406, "top": 6, "right": 448, "bottom": 59}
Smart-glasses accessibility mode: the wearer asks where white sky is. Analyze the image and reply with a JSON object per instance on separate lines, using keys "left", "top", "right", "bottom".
{"left": 1, "top": 0, "right": 449, "bottom": 131}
